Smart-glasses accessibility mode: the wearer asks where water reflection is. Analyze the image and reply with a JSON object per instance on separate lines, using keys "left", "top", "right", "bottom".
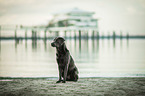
{"left": 97, "top": 39, "right": 99, "bottom": 53}
{"left": 92, "top": 39, "right": 95, "bottom": 52}
{"left": 1, "top": 38, "right": 145, "bottom": 78}
{"left": 113, "top": 39, "right": 116, "bottom": 48}
{"left": 79, "top": 38, "right": 81, "bottom": 53}
{"left": 32, "top": 40, "right": 37, "bottom": 50}
{"left": 13, "top": 38, "right": 130, "bottom": 56}
{"left": 44, "top": 40, "right": 47, "bottom": 51}
{"left": 15, "top": 39, "right": 19, "bottom": 52}
{"left": 120, "top": 39, "right": 122, "bottom": 49}
{"left": 25, "top": 40, "right": 27, "bottom": 51}
{"left": 0, "top": 38, "right": 1, "bottom": 54}
{"left": 127, "top": 39, "right": 129, "bottom": 48}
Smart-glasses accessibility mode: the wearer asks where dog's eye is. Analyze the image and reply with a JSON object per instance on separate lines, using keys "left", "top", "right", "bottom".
{"left": 56, "top": 41, "right": 59, "bottom": 43}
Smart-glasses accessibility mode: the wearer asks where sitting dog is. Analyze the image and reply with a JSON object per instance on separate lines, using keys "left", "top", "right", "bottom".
{"left": 51, "top": 37, "right": 79, "bottom": 83}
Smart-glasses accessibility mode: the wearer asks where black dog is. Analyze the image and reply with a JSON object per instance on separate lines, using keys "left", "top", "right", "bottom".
{"left": 51, "top": 37, "right": 79, "bottom": 83}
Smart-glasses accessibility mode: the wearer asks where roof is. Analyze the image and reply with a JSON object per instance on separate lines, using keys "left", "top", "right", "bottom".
{"left": 55, "top": 8, "right": 94, "bottom": 15}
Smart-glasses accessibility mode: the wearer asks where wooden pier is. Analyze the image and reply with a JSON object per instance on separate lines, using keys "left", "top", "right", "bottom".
{"left": 1, "top": 26, "right": 144, "bottom": 42}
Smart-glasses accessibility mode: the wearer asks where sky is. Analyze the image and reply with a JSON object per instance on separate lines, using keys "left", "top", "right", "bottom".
{"left": 0, "top": 0, "right": 145, "bottom": 35}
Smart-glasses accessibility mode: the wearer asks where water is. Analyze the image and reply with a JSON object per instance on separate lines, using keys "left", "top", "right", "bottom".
{"left": 0, "top": 39, "right": 145, "bottom": 78}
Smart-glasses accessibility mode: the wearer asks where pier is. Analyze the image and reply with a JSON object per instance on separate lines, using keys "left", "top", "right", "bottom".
{"left": 0, "top": 26, "right": 145, "bottom": 42}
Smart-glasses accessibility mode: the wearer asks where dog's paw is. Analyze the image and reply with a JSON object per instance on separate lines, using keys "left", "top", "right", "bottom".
{"left": 62, "top": 81, "right": 66, "bottom": 83}
{"left": 56, "top": 80, "right": 61, "bottom": 83}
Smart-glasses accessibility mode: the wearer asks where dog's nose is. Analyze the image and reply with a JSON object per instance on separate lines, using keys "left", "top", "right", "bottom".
{"left": 51, "top": 43, "right": 55, "bottom": 47}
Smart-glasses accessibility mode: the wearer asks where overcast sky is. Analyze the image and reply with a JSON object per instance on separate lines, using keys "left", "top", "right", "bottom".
{"left": 0, "top": 0, "right": 145, "bottom": 35}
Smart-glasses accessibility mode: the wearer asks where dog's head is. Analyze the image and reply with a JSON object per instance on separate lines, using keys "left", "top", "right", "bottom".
{"left": 51, "top": 37, "right": 65, "bottom": 48}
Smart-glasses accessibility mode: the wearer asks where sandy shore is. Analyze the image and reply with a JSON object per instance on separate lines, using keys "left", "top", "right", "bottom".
{"left": 0, "top": 77, "right": 145, "bottom": 96}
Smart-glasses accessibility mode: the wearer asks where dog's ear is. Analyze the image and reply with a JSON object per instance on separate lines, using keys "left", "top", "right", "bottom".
{"left": 58, "top": 37, "right": 65, "bottom": 43}
{"left": 60, "top": 37, "right": 65, "bottom": 41}
{"left": 63, "top": 38, "right": 65, "bottom": 41}
{"left": 56, "top": 37, "right": 65, "bottom": 45}
{"left": 55, "top": 37, "right": 65, "bottom": 41}
{"left": 60, "top": 37, "right": 65, "bottom": 45}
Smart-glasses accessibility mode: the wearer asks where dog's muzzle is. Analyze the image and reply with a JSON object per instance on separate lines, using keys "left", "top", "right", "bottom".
{"left": 51, "top": 42, "right": 55, "bottom": 47}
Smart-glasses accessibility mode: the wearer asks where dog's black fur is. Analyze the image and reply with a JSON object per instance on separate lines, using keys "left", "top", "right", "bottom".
{"left": 51, "top": 37, "right": 79, "bottom": 83}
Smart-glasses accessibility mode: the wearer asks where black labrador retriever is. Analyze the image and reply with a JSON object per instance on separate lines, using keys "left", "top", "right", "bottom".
{"left": 51, "top": 37, "right": 79, "bottom": 83}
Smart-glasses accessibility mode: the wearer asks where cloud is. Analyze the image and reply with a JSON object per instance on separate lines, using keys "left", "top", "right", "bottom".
{"left": 127, "top": 6, "right": 137, "bottom": 14}
{"left": 0, "top": 0, "right": 145, "bottom": 34}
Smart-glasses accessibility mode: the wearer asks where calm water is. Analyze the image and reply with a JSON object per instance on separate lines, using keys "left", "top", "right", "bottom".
{"left": 0, "top": 39, "right": 145, "bottom": 77}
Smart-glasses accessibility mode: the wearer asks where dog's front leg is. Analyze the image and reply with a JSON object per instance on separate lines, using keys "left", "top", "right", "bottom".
{"left": 56, "top": 67, "right": 62, "bottom": 83}
{"left": 62, "top": 54, "right": 70, "bottom": 83}
{"left": 62, "top": 64, "right": 69, "bottom": 83}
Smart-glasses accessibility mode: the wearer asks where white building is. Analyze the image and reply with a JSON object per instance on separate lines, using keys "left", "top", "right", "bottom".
{"left": 48, "top": 8, "right": 98, "bottom": 30}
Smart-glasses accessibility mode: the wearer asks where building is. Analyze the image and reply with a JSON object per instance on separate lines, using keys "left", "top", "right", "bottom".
{"left": 48, "top": 8, "right": 98, "bottom": 30}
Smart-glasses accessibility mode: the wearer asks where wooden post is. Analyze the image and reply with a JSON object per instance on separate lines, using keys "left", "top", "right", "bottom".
{"left": 79, "top": 30, "right": 81, "bottom": 41}
{"left": 86, "top": 30, "right": 89, "bottom": 40}
{"left": 113, "top": 31, "right": 116, "bottom": 40}
{"left": 120, "top": 31, "right": 122, "bottom": 40}
{"left": 25, "top": 30, "right": 27, "bottom": 50}
{"left": 0, "top": 26, "right": 1, "bottom": 41}
{"left": 69, "top": 30, "right": 71, "bottom": 39}
{"left": 37, "top": 31, "right": 39, "bottom": 40}
{"left": 108, "top": 32, "right": 110, "bottom": 39}
{"left": 120, "top": 31, "right": 123, "bottom": 47}
{"left": 92, "top": 30, "right": 95, "bottom": 39}
{"left": 44, "top": 30, "right": 47, "bottom": 40}
{"left": 74, "top": 30, "right": 77, "bottom": 40}
{"left": 49, "top": 30, "right": 52, "bottom": 39}
{"left": 97, "top": 33, "right": 99, "bottom": 53}
{"left": 127, "top": 33, "right": 129, "bottom": 40}
{"left": 15, "top": 25, "right": 18, "bottom": 40}
{"left": 32, "top": 30, "right": 34, "bottom": 40}
{"left": 25, "top": 30, "right": 27, "bottom": 40}
{"left": 79, "top": 30, "right": 81, "bottom": 52}
{"left": 0, "top": 26, "right": 1, "bottom": 51}
{"left": 113, "top": 31, "right": 116, "bottom": 48}
{"left": 127, "top": 32, "right": 129, "bottom": 47}
{"left": 70, "top": 30, "right": 74, "bottom": 39}
{"left": 35, "top": 31, "right": 37, "bottom": 41}
{"left": 92, "top": 31, "right": 95, "bottom": 51}
{"left": 97, "top": 31, "right": 99, "bottom": 40}
{"left": 64, "top": 30, "right": 67, "bottom": 39}
{"left": 15, "top": 29, "right": 17, "bottom": 40}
